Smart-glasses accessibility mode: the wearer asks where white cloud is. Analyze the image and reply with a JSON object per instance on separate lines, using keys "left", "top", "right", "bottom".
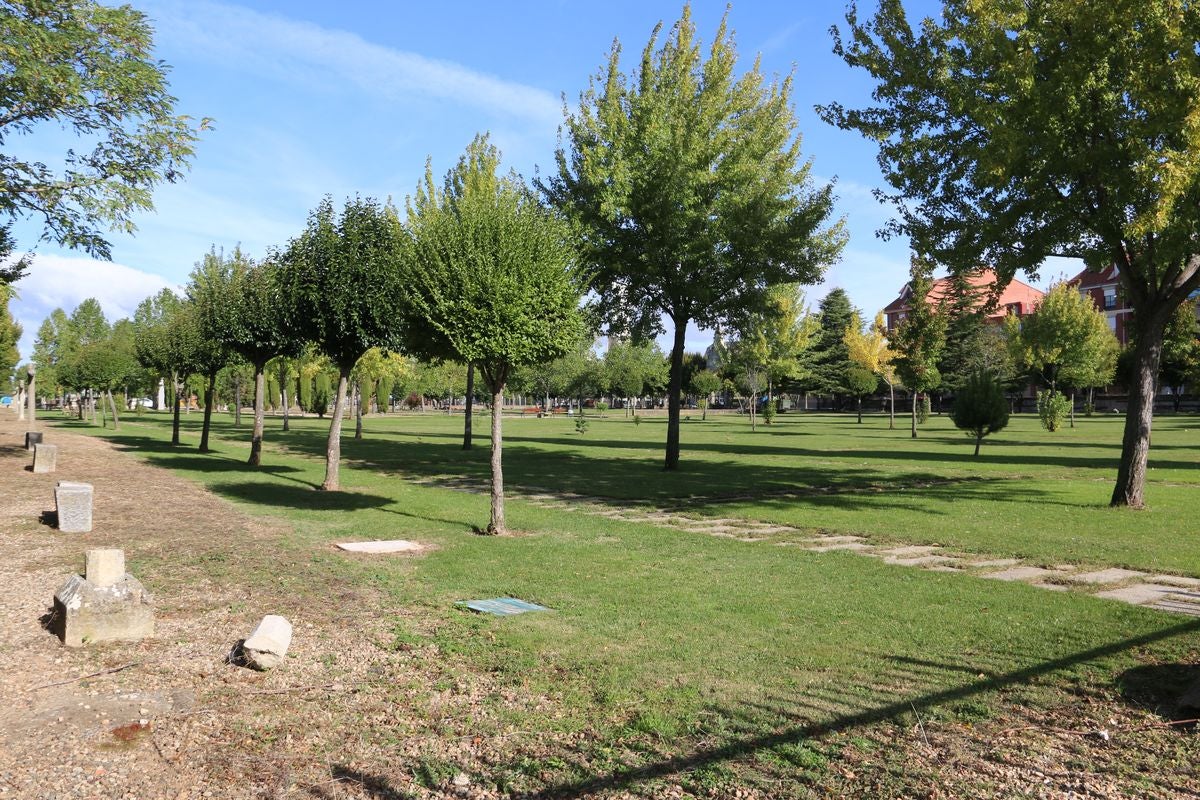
{"left": 8, "top": 255, "right": 176, "bottom": 361}
{"left": 146, "top": 0, "right": 562, "bottom": 126}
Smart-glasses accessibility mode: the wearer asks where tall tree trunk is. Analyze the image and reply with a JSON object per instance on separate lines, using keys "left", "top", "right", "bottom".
{"left": 1111, "top": 313, "right": 1168, "bottom": 508}
{"left": 96, "top": 392, "right": 104, "bottom": 427}
{"left": 107, "top": 389, "right": 120, "bottom": 430}
{"left": 171, "top": 374, "right": 182, "bottom": 445}
{"left": 199, "top": 371, "right": 216, "bottom": 452}
{"left": 354, "top": 381, "right": 363, "bottom": 440}
{"left": 665, "top": 320, "right": 687, "bottom": 470}
{"left": 1069, "top": 392, "right": 1075, "bottom": 428}
{"left": 234, "top": 373, "right": 242, "bottom": 427}
{"left": 77, "top": 391, "right": 84, "bottom": 420}
{"left": 857, "top": 395, "right": 863, "bottom": 423}
{"left": 26, "top": 374, "right": 35, "bottom": 426}
{"left": 888, "top": 383, "right": 895, "bottom": 429}
{"left": 280, "top": 361, "right": 290, "bottom": 431}
{"left": 974, "top": 434, "right": 982, "bottom": 457}
{"left": 749, "top": 391, "right": 757, "bottom": 431}
{"left": 487, "top": 384, "right": 505, "bottom": 535}
{"left": 249, "top": 364, "right": 266, "bottom": 466}
{"left": 911, "top": 391, "right": 918, "bottom": 439}
{"left": 320, "top": 371, "right": 350, "bottom": 491}
{"left": 463, "top": 363, "right": 475, "bottom": 449}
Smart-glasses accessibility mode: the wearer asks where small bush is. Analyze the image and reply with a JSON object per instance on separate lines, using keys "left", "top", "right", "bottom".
{"left": 574, "top": 414, "right": 589, "bottom": 435}
{"left": 1083, "top": 401, "right": 1095, "bottom": 417}
{"left": 596, "top": 401, "right": 609, "bottom": 414}
{"left": 762, "top": 399, "right": 777, "bottom": 424}
{"left": 950, "top": 371, "right": 1009, "bottom": 456}
{"left": 405, "top": 391, "right": 423, "bottom": 410}
{"left": 1037, "top": 389, "right": 1071, "bottom": 432}
{"left": 916, "top": 394, "right": 931, "bottom": 424}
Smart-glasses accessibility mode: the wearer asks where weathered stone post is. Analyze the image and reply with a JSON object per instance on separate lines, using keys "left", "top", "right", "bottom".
{"left": 52, "top": 548, "right": 154, "bottom": 647}
{"left": 25, "top": 364, "right": 35, "bottom": 426}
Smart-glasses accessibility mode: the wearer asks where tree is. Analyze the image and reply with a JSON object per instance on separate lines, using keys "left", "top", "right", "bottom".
{"left": 403, "top": 135, "right": 585, "bottom": 535}
{"left": 824, "top": 0, "right": 1200, "bottom": 508}
{"left": 892, "top": 259, "right": 947, "bottom": 438}
{"left": 742, "top": 283, "right": 817, "bottom": 401}
{"left": 845, "top": 364, "right": 879, "bottom": 424}
{"left": 1155, "top": 301, "right": 1200, "bottom": 411}
{"left": 0, "top": 285, "right": 20, "bottom": 381}
{"left": 690, "top": 369, "right": 722, "bottom": 420}
{"left": 806, "top": 289, "right": 860, "bottom": 407}
{"left": 279, "top": 197, "right": 405, "bottom": 491}
{"left": 0, "top": 0, "right": 208, "bottom": 278}
{"left": 937, "top": 272, "right": 993, "bottom": 393}
{"left": 544, "top": 5, "right": 844, "bottom": 470}
{"left": 133, "top": 288, "right": 200, "bottom": 445}
{"left": 58, "top": 297, "right": 110, "bottom": 419}
{"left": 31, "top": 309, "right": 71, "bottom": 404}
{"left": 224, "top": 257, "right": 298, "bottom": 465}
{"left": 603, "top": 340, "right": 668, "bottom": 416}
{"left": 951, "top": 371, "right": 1010, "bottom": 456}
{"left": 845, "top": 311, "right": 898, "bottom": 428}
{"left": 1005, "top": 282, "right": 1118, "bottom": 426}
{"left": 718, "top": 333, "right": 768, "bottom": 430}
{"left": 186, "top": 248, "right": 240, "bottom": 453}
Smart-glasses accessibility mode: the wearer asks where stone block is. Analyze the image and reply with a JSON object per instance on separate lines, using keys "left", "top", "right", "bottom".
{"left": 85, "top": 549, "right": 125, "bottom": 588}
{"left": 242, "top": 615, "right": 292, "bottom": 670}
{"left": 24, "top": 431, "right": 42, "bottom": 451}
{"left": 52, "top": 573, "right": 154, "bottom": 648}
{"left": 54, "top": 481, "right": 93, "bottom": 533}
{"left": 32, "top": 443, "right": 57, "bottom": 473}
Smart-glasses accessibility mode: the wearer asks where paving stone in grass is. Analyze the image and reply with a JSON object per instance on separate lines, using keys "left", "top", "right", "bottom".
{"left": 803, "top": 542, "right": 874, "bottom": 552}
{"left": 1065, "top": 568, "right": 1148, "bottom": 585}
{"left": 1031, "top": 583, "right": 1069, "bottom": 592}
{"left": 800, "top": 535, "right": 866, "bottom": 544}
{"left": 1093, "top": 584, "right": 1186, "bottom": 605}
{"left": 885, "top": 555, "right": 959, "bottom": 567}
{"left": 965, "top": 558, "right": 1023, "bottom": 569}
{"left": 981, "top": 566, "right": 1069, "bottom": 582}
{"left": 876, "top": 545, "right": 942, "bottom": 557}
{"left": 1147, "top": 575, "right": 1200, "bottom": 588}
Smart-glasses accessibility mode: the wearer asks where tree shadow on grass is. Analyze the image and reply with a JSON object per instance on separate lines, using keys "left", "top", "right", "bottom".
{"left": 261, "top": 423, "right": 1063, "bottom": 516}
{"left": 517, "top": 618, "right": 1200, "bottom": 798}
{"left": 206, "top": 480, "right": 478, "bottom": 533}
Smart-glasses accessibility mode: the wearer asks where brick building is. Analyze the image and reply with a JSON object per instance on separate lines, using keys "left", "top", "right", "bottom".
{"left": 883, "top": 269, "right": 1045, "bottom": 331}
{"left": 1067, "top": 265, "right": 1131, "bottom": 344}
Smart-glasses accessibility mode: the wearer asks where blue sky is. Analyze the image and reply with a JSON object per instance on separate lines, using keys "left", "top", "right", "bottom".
{"left": 11, "top": 0, "right": 1065, "bottom": 361}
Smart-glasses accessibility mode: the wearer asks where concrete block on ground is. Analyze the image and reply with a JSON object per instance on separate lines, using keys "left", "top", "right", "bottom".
{"left": 335, "top": 540, "right": 423, "bottom": 554}
{"left": 54, "top": 481, "right": 93, "bottom": 533}
{"left": 52, "top": 570, "right": 154, "bottom": 648}
{"left": 1094, "top": 583, "right": 1183, "bottom": 605}
{"left": 85, "top": 549, "right": 125, "bottom": 588}
{"left": 24, "top": 431, "right": 42, "bottom": 451}
{"left": 980, "top": 566, "right": 1067, "bottom": 582}
{"left": 242, "top": 615, "right": 292, "bottom": 670}
{"left": 32, "top": 443, "right": 57, "bottom": 473}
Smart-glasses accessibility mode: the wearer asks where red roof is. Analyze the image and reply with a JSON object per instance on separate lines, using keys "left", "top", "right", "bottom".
{"left": 1068, "top": 264, "right": 1120, "bottom": 290}
{"left": 883, "top": 269, "right": 1045, "bottom": 318}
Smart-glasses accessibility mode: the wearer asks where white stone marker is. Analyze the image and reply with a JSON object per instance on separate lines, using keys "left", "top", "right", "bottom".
{"left": 32, "top": 443, "right": 57, "bottom": 474}
{"left": 242, "top": 615, "right": 293, "bottom": 670}
{"left": 85, "top": 548, "right": 125, "bottom": 588}
{"left": 54, "top": 481, "right": 93, "bottom": 532}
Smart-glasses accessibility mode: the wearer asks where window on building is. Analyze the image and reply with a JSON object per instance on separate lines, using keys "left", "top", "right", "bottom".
{"left": 1103, "top": 287, "right": 1117, "bottom": 310}
{"left": 1108, "top": 315, "right": 1117, "bottom": 332}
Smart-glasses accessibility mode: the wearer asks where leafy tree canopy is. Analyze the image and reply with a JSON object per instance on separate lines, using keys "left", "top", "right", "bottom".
{"left": 544, "top": 3, "right": 844, "bottom": 468}
{"left": 0, "top": 0, "right": 209, "bottom": 275}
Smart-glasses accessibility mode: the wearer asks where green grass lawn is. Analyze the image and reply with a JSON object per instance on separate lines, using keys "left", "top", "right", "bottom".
{"left": 56, "top": 408, "right": 1200, "bottom": 795}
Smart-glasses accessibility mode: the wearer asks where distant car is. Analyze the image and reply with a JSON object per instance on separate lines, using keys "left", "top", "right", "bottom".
{"left": 134, "top": 397, "right": 155, "bottom": 408}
